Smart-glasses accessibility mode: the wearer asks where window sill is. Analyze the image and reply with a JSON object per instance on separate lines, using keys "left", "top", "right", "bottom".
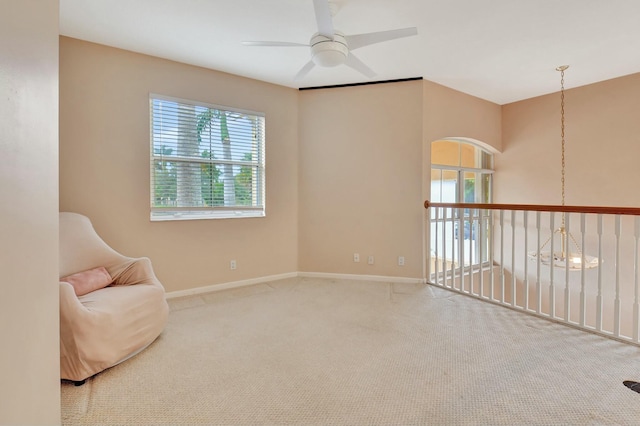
{"left": 150, "top": 210, "right": 265, "bottom": 221}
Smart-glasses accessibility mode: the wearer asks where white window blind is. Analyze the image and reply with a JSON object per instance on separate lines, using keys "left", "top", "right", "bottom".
{"left": 150, "top": 95, "right": 265, "bottom": 220}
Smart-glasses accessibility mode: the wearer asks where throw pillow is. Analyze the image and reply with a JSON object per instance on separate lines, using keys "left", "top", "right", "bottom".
{"left": 61, "top": 266, "right": 113, "bottom": 296}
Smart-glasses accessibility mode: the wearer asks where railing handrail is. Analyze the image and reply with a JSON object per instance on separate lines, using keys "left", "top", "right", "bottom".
{"left": 424, "top": 200, "right": 640, "bottom": 216}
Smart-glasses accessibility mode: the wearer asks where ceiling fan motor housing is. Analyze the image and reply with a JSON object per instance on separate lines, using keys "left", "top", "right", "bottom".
{"left": 310, "top": 32, "right": 348, "bottom": 67}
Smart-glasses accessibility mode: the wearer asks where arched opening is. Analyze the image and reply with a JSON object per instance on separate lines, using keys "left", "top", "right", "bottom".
{"left": 429, "top": 138, "right": 495, "bottom": 278}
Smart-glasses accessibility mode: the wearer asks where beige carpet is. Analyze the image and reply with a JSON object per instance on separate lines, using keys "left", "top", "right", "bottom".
{"left": 61, "top": 277, "right": 640, "bottom": 425}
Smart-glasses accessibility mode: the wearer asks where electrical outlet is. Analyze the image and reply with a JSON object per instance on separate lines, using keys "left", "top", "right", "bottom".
{"left": 353, "top": 253, "right": 360, "bottom": 262}
{"left": 368, "top": 255, "right": 374, "bottom": 265}
{"left": 230, "top": 260, "right": 237, "bottom": 270}
{"left": 398, "top": 256, "right": 405, "bottom": 266}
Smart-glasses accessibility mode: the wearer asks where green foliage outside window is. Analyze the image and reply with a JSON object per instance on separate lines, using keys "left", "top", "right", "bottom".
{"left": 154, "top": 149, "right": 254, "bottom": 207}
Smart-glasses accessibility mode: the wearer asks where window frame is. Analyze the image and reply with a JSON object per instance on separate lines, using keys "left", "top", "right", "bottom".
{"left": 149, "top": 94, "right": 266, "bottom": 221}
{"left": 430, "top": 140, "right": 494, "bottom": 274}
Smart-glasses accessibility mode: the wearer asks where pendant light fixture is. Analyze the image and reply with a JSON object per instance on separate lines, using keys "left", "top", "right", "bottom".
{"left": 528, "top": 65, "right": 599, "bottom": 270}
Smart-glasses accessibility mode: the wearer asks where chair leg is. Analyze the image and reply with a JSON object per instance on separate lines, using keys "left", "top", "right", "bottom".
{"left": 73, "top": 379, "right": 86, "bottom": 386}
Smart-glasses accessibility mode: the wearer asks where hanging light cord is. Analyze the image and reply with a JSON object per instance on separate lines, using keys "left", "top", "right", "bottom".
{"left": 537, "top": 65, "right": 582, "bottom": 257}
{"left": 556, "top": 65, "right": 568, "bottom": 234}
{"left": 532, "top": 64, "right": 594, "bottom": 265}
{"left": 559, "top": 67, "right": 566, "bottom": 208}
{"left": 557, "top": 65, "right": 582, "bottom": 257}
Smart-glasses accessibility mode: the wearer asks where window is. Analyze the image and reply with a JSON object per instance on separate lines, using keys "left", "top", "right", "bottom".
{"left": 150, "top": 95, "right": 265, "bottom": 221}
{"left": 430, "top": 140, "right": 493, "bottom": 270}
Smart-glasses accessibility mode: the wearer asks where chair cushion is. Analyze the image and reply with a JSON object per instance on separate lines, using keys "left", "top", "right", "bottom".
{"left": 61, "top": 266, "right": 113, "bottom": 296}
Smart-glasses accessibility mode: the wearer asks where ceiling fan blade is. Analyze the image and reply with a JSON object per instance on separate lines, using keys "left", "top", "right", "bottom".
{"left": 242, "top": 41, "right": 309, "bottom": 47}
{"left": 294, "top": 61, "right": 316, "bottom": 80}
{"left": 344, "top": 53, "right": 376, "bottom": 79}
{"left": 313, "top": 0, "right": 334, "bottom": 39}
{"left": 345, "top": 27, "right": 418, "bottom": 51}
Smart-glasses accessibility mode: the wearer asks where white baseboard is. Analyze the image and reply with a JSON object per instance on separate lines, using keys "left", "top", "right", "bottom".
{"left": 165, "top": 272, "right": 298, "bottom": 299}
{"left": 165, "top": 271, "right": 426, "bottom": 299}
{"left": 298, "top": 272, "right": 425, "bottom": 284}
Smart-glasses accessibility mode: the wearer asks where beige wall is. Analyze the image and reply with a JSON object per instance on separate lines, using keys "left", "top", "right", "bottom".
{"left": 297, "top": 80, "right": 500, "bottom": 279}
{"left": 298, "top": 80, "right": 424, "bottom": 278}
{"left": 59, "top": 37, "right": 299, "bottom": 292}
{"left": 60, "top": 37, "right": 503, "bottom": 287}
{"left": 0, "top": 0, "right": 61, "bottom": 424}
{"left": 422, "top": 79, "right": 502, "bottom": 205}
{"left": 423, "top": 80, "right": 502, "bottom": 151}
{"left": 498, "top": 72, "right": 640, "bottom": 207}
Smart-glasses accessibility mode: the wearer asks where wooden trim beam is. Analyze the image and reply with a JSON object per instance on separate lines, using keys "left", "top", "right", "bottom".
{"left": 424, "top": 201, "right": 640, "bottom": 216}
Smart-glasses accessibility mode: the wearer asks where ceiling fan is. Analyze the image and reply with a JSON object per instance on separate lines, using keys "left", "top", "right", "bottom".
{"left": 242, "top": 0, "right": 418, "bottom": 80}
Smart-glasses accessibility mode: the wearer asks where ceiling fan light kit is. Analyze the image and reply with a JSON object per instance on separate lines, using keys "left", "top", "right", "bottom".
{"left": 311, "top": 32, "right": 348, "bottom": 67}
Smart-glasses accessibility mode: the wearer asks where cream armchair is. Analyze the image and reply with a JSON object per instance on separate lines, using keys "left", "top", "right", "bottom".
{"left": 59, "top": 212, "right": 169, "bottom": 384}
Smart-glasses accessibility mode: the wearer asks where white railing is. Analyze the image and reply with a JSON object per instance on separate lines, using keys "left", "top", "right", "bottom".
{"left": 425, "top": 201, "right": 640, "bottom": 345}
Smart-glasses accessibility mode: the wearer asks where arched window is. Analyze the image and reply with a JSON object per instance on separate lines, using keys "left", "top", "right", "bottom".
{"left": 431, "top": 139, "right": 493, "bottom": 205}
{"left": 430, "top": 139, "right": 494, "bottom": 272}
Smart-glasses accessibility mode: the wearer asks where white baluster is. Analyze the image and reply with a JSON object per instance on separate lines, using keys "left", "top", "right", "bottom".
{"left": 536, "top": 211, "right": 542, "bottom": 315}
{"left": 451, "top": 209, "right": 457, "bottom": 290}
{"left": 523, "top": 211, "right": 529, "bottom": 311}
{"left": 459, "top": 208, "right": 465, "bottom": 293}
{"left": 479, "top": 212, "right": 484, "bottom": 299}
{"left": 469, "top": 210, "right": 476, "bottom": 296}
{"left": 596, "top": 214, "right": 603, "bottom": 332}
{"left": 490, "top": 212, "right": 495, "bottom": 301}
{"left": 442, "top": 207, "right": 448, "bottom": 288}
{"left": 500, "top": 209, "right": 505, "bottom": 304}
{"left": 427, "top": 209, "right": 432, "bottom": 282}
{"left": 511, "top": 210, "right": 516, "bottom": 307}
{"left": 564, "top": 213, "right": 571, "bottom": 322}
{"left": 433, "top": 207, "right": 439, "bottom": 285}
{"left": 614, "top": 215, "right": 621, "bottom": 337}
{"left": 579, "top": 213, "right": 586, "bottom": 327}
{"left": 549, "top": 212, "right": 556, "bottom": 318}
{"left": 634, "top": 216, "right": 640, "bottom": 342}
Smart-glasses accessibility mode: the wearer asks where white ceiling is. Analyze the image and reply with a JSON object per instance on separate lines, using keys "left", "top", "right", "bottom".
{"left": 59, "top": 0, "right": 640, "bottom": 105}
